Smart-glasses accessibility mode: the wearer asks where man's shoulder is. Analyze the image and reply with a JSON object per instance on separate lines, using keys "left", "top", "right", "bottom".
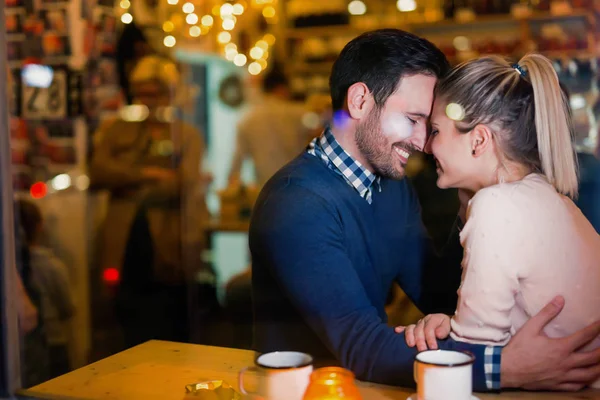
{"left": 265, "top": 153, "right": 343, "bottom": 194}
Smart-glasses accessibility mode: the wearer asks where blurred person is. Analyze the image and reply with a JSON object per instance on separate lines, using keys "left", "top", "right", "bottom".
{"left": 399, "top": 55, "right": 600, "bottom": 389}
{"left": 227, "top": 67, "right": 312, "bottom": 188}
{"left": 250, "top": 30, "right": 600, "bottom": 392}
{"left": 17, "top": 199, "right": 75, "bottom": 378}
{"left": 89, "top": 55, "right": 207, "bottom": 348}
{"left": 14, "top": 217, "right": 49, "bottom": 387}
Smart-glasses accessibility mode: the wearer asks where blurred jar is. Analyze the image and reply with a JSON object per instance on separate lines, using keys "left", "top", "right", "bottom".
{"left": 303, "top": 367, "right": 362, "bottom": 400}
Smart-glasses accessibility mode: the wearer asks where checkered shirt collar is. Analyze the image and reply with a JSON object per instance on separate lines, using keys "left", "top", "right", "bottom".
{"left": 308, "top": 127, "right": 381, "bottom": 204}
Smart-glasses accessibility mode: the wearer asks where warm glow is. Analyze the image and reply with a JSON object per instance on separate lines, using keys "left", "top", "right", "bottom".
{"left": 217, "top": 31, "right": 232, "bottom": 43}
{"left": 348, "top": 0, "right": 367, "bottom": 15}
{"left": 201, "top": 25, "right": 211, "bottom": 34}
{"left": 233, "top": 53, "right": 247, "bottom": 66}
{"left": 256, "top": 39, "right": 268, "bottom": 50}
{"left": 225, "top": 48, "right": 238, "bottom": 61}
{"left": 222, "top": 19, "right": 235, "bottom": 30}
{"left": 119, "top": 0, "right": 130, "bottom": 9}
{"left": 250, "top": 46, "right": 264, "bottom": 59}
{"left": 233, "top": 3, "right": 245, "bottom": 15}
{"left": 189, "top": 26, "right": 201, "bottom": 37}
{"left": 262, "top": 6, "right": 276, "bottom": 18}
{"left": 257, "top": 59, "right": 267, "bottom": 69}
{"left": 121, "top": 13, "right": 133, "bottom": 24}
{"left": 262, "top": 50, "right": 269, "bottom": 59}
{"left": 221, "top": 3, "right": 234, "bottom": 16}
{"left": 163, "top": 21, "right": 175, "bottom": 32}
{"left": 201, "top": 15, "right": 214, "bottom": 26}
{"left": 453, "top": 36, "right": 470, "bottom": 51}
{"left": 263, "top": 33, "right": 276, "bottom": 45}
{"left": 212, "top": 4, "right": 221, "bottom": 15}
{"left": 167, "top": 0, "right": 178, "bottom": 4}
{"left": 164, "top": 35, "right": 176, "bottom": 47}
{"left": 248, "top": 62, "right": 262, "bottom": 75}
{"left": 397, "top": 0, "right": 417, "bottom": 11}
{"left": 186, "top": 13, "right": 199, "bottom": 24}
{"left": 182, "top": 2, "right": 195, "bottom": 13}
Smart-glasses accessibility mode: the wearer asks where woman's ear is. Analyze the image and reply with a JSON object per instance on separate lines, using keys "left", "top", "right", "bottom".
{"left": 470, "top": 124, "right": 494, "bottom": 157}
{"left": 346, "top": 82, "right": 373, "bottom": 120}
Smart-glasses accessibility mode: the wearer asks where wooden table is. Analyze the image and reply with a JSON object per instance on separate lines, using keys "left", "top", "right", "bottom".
{"left": 20, "top": 341, "right": 600, "bottom": 400}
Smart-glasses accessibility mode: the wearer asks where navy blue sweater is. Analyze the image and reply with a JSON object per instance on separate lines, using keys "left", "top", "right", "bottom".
{"left": 250, "top": 152, "right": 491, "bottom": 391}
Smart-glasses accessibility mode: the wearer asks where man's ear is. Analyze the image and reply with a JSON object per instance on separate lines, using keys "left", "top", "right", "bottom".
{"left": 346, "top": 82, "right": 373, "bottom": 120}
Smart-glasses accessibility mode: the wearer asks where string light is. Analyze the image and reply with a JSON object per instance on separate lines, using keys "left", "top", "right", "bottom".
{"left": 218, "top": 31, "right": 232, "bottom": 43}
{"left": 262, "top": 6, "right": 275, "bottom": 18}
{"left": 182, "top": 2, "right": 194, "bottom": 13}
{"left": 233, "top": 3, "right": 245, "bottom": 15}
{"left": 201, "top": 15, "right": 214, "bottom": 26}
{"left": 189, "top": 26, "right": 201, "bottom": 37}
{"left": 121, "top": 13, "right": 133, "bottom": 24}
{"left": 250, "top": 46, "right": 264, "bottom": 59}
{"left": 119, "top": 0, "right": 130, "bottom": 9}
{"left": 222, "top": 18, "right": 235, "bottom": 30}
{"left": 167, "top": 0, "right": 179, "bottom": 4}
{"left": 348, "top": 0, "right": 367, "bottom": 15}
{"left": 186, "top": 13, "right": 199, "bottom": 24}
{"left": 163, "top": 21, "right": 175, "bottom": 32}
{"left": 248, "top": 62, "right": 262, "bottom": 75}
{"left": 221, "top": 3, "right": 234, "bottom": 16}
{"left": 233, "top": 54, "right": 247, "bottom": 66}
{"left": 164, "top": 35, "right": 176, "bottom": 47}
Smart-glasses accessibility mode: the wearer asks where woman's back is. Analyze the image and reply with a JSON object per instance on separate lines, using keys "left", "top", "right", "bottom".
{"left": 451, "top": 173, "right": 600, "bottom": 353}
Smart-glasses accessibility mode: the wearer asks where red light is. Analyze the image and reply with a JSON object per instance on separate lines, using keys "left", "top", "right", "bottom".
{"left": 30, "top": 182, "right": 47, "bottom": 199}
{"left": 103, "top": 267, "right": 120, "bottom": 284}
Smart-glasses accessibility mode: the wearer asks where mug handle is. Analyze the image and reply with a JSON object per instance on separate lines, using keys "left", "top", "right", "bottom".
{"left": 238, "top": 366, "right": 259, "bottom": 396}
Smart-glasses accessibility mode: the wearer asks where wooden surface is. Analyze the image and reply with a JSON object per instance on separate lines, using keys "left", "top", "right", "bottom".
{"left": 21, "top": 341, "right": 600, "bottom": 400}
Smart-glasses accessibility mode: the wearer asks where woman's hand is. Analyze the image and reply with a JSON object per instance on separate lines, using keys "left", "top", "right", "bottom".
{"left": 395, "top": 314, "right": 452, "bottom": 351}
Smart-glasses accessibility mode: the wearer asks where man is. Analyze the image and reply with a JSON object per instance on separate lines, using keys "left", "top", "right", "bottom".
{"left": 228, "top": 67, "right": 311, "bottom": 187}
{"left": 250, "top": 29, "right": 600, "bottom": 392}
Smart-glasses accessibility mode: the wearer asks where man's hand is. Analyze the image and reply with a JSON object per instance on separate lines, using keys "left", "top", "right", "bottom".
{"left": 142, "top": 167, "right": 176, "bottom": 181}
{"left": 501, "top": 295, "right": 600, "bottom": 391}
{"left": 395, "top": 314, "right": 451, "bottom": 351}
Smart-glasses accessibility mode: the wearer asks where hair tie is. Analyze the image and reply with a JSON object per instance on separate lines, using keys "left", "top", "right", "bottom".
{"left": 512, "top": 63, "right": 527, "bottom": 77}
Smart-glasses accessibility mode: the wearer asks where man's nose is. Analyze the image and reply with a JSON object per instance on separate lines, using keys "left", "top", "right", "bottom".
{"left": 423, "top": 134, "right": 434, "bottom": 154}
{"left": 412, "top": 125, "right": 428, "bottom": 152}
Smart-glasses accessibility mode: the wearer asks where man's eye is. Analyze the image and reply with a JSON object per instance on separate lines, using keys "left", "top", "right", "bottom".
{"left": 407, "top": 117, "right": 417, "bottom": 125}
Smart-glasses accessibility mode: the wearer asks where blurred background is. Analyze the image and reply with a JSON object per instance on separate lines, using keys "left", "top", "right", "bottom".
{"left": 2, "top": 0, "right": 599, "bottom": 389}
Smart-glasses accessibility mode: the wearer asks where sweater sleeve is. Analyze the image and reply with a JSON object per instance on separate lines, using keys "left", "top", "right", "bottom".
{"left": 251, "top": 182, "right": 489, "bottom": 390}
{"left": 450, "top": 187, "right": 523, "bottom": 346}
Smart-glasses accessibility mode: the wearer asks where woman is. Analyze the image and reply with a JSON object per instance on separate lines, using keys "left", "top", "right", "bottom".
{"left": 399, "top": 54, "right": 600, "bottom": 387}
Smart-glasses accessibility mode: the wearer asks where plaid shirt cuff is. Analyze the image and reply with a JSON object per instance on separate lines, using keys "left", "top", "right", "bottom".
{"left": 484, "top": 346, "right": 502, "bottom": 390}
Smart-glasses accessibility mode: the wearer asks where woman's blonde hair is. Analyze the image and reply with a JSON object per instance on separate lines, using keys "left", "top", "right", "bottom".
{"left": 435, "top": 54, "right": 579, "bottom": 197}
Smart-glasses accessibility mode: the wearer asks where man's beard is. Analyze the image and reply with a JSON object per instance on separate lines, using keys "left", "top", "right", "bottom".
{"left": 355, "top": 107, "right": 409, "bottom": 180}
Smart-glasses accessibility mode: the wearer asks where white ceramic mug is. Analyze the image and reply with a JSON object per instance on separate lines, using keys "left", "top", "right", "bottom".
{"left": 413, "top": 349, "right": 475, "bottom": 400}
{"left": 238, "top": 351, "right": 313, "bottom": 400}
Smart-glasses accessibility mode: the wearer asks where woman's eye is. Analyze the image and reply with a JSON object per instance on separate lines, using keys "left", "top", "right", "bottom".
{"left": 430, "top": 129, "right": 439, "bottom": 136}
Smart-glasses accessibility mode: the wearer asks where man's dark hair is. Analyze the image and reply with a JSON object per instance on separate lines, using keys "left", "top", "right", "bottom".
{"left": 262, "top": 66, "right": 289, "bottom": 93}
{"left": 329, "top": 29, "right": 450, "bottom": 112}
